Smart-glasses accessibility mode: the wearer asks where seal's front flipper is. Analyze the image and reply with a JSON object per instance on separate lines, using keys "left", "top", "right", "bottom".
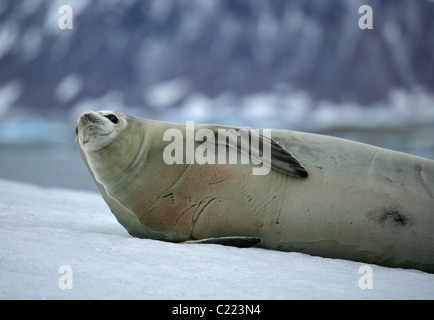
{"left": 183, "top": 236, "right": 262, "bottom": 248}
{"left": 209, "top": 125, "right": 308, "bottom": 178}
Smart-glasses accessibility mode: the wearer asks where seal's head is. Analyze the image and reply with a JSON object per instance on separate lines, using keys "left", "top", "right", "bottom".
{"left": 76, "top": 110, "right": 126, "bottom": 152}
{"left": 76, "top": 110, "right": 139, "bottom": 186}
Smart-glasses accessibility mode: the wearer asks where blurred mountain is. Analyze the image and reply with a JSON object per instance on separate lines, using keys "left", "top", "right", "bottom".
{"left": 0, "top": 0, "right": 433, "bottom": 117}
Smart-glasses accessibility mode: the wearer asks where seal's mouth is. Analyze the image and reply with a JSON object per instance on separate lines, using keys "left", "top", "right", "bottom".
{"left": 76, "top": 113, "right": 102, "bottom": 136}
{"left": 76, "top": 111, "right": 115, "bottom": 147}
{"left": 82, "top": 126, "right": 112, "bottom": 144}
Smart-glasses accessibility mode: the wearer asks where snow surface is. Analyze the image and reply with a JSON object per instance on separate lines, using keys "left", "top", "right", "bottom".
{"left": 1, "top": 178, "right": 433, "bottom": 300}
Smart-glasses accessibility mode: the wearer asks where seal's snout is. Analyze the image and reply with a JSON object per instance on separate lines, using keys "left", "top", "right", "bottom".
{"left": 77, "top": 111, "right": 105, "bottom": 136}
{"left": 79, "top": 111, "right": 104, "bottom": 125}
{"left": 76, "top": 110, "right": 118, "bottom": 151}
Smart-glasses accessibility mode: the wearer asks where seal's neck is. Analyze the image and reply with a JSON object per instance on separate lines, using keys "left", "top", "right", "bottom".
{"left": 85, "top": 127, "right": 146, "bottom": 188}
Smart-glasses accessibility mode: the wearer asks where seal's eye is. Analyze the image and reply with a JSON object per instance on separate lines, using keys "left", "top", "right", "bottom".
{"left": 105, "top": 114, "right": 118, "bottom": 124}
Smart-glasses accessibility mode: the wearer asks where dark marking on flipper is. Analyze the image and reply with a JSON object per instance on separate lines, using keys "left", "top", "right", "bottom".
{"left": 212, "top": 126, "right": 308, "bottom": 178}
{"left": 183, "top": 236, "right": 262, "bottom": 248}
{"left": 268, "top": 135, "right": 308, "bottom": 178}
